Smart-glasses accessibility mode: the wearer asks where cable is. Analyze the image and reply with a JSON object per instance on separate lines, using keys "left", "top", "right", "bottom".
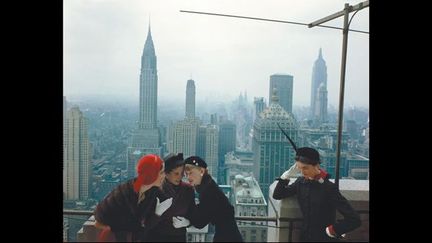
{"left": 179, "top": 10, "right": 368, "bottom": 34}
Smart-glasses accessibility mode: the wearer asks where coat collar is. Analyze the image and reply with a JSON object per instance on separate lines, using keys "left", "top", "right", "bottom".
{"left": 195, "top": 173, "right": 212, "bottom": 193}
{"left": 301, "top": 169, "right": 329, "bottom": 184}
{"left": 314, "top": 169, "right": 329, "bottom": 183}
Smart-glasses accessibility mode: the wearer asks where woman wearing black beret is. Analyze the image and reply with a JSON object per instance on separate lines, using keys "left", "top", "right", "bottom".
{"left": 184, "top": 156, "right": 243, "bottom": 242}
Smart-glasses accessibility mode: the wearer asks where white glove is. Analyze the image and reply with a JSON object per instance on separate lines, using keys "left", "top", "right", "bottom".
{"left": 173, "top": 216, "right": 190, "bottom": 228}
{"left": 326, "top": 226, "right": 346, "bottom": 238}
{"left": 155, "top": 197, "right": 173, "bottom": 216}
{"left": 280, "top": 163, "right": 300, "bottom": 180}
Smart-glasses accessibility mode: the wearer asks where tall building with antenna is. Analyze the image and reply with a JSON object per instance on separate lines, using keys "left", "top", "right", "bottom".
{"left": 127, "top": 24, "right": 162, "bottom": 178}
{"left": 310, "top": 48, "right": 328, "bottom": 121}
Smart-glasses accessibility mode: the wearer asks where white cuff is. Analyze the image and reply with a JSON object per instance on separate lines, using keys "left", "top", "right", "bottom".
{"left": 326, "top": 227, "right": 346, "bottom": 238}
{"left": 326, "top": 226, "right": 336, "bottom": 238}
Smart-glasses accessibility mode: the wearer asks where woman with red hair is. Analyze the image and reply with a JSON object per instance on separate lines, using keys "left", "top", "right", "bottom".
{"left": 94, "top": 154, "right": 173, "bottom": 241}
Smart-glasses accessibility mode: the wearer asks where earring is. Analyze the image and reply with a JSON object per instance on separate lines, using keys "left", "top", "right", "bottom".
{"left": 200, "top": 173, "right": 203, "bottom": 177}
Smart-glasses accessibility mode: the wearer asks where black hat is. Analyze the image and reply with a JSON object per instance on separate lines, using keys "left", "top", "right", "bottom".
{"left": 163, "top": 153, "right": 184, "bottom": 172}
{"left": 184, "top": 156, "right": 207, "bottom": 168}
{"left": 276, "top": 123, "right": 320, "bottom": 165}
{"left": 295, "top": 147, "right": 320, "bottom": 165}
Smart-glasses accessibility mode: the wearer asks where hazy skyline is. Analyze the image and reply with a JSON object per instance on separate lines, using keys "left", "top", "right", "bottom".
{"left": 64, "top": 0, "right": 369, "bottom": 108}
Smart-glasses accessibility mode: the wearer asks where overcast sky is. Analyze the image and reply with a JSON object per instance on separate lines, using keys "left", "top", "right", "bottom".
{"left": 64, "top": 0, "right": 369, "bottom": 108}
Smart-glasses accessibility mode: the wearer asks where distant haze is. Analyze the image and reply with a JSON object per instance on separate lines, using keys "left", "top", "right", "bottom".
{"left": 64, "top": 0, "right": 369, "bottom": 108}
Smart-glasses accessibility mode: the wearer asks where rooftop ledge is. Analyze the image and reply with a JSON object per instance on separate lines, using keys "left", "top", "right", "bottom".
{"left": 67, "top": 179, "right": 369, "bottom": 242}
{"left": 267, "top": 179, "right": 369, "bottom": 242}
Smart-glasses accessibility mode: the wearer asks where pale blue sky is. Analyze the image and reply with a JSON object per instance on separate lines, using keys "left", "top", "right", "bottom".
{"left": 64, "top": 0, "right": 369, "bottom": 108}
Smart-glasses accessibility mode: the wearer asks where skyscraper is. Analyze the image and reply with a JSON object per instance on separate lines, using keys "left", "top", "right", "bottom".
{"left": 196, "top": 126, "right": 207, "bottom": 159}
{"left": 253, "top": 89, "right": 299, "bottom": 199}
{"left": 345, "top": 119, "right": 358, "bottom": 139}
{"left": 233, "top": 93, "right": 253, "bottom": 151}
{"left": 205, "top": 124, "right": 219, "bottom": 181}
{"left": 140, "top": 26, "right": 158, "bottom": 130}
{"left": 168, "top": 118, "right": 200, "bottom": 158}
{"left": 269, "top": 74, "right": 293, "bottom": 113}
{"left": 310, "top": 48, "right": 327, "bottom": 119}
{"left": 253, "top": 97, "right": 265, "bottom": 122}
{"left": 127, "top": 25, "right": 162, "bottom": 178}
{"left": 63, "top": 107, "right": 91, "bottom": 200}
{"left": 314, "top": 82, "right": 328, "bottom": 124}
{"left": 63, "top": 96, "right": 67, "bottom": 169}
{"left": 210, "top": 113, "right": 218, "bottom": 125}
{"left": 218, "top": 121, "right": 236, "bottom": 183}
{"left": 171, "top": 121, "right": 219, "bottom": 181}
{"left": 168, "top": 79, "right": 201, "bottom": 158}
{"left": 186, "top": 79, "right": 196, "bottom": 119}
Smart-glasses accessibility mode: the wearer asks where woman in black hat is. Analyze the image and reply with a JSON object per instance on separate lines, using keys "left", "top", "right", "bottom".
{"left": 273, "top": 146, "right": 361, "bottom": 242}
{"left": 273, "top": 124, "right": 361, "bottom": 242}
{"left": 183, "top": 156, "right": 243, "bottom": 242}
{"left": 145, "top": 153, "right": 196, "bottom": 242}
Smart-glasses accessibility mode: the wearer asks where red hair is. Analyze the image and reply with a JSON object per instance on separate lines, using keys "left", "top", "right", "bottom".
{"left": 133, "top": 154, "right": 163, "bottom": 192}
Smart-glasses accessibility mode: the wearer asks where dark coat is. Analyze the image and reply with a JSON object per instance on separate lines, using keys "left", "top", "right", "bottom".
{"left": 93, "top": 178, "right": 160, "bottom": 241}
{"left": 189, "top": 174, "right": 243, "bottom": 242}
{"left": 273, "top": 175, "right": 361, "bottom": 242}
{"left": 145, "top": 180, "right": 196, "bottom": 242}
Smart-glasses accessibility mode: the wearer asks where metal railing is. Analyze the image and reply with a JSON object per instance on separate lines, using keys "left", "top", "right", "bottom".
{"left": 63, "top": 209, "right": 369, "bottom": 242}
{"left": 64, "top": 209, "right": 369, "bottom": 242}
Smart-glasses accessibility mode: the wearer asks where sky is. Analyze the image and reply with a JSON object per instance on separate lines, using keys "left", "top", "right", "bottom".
{"left": 64, "top": 0, "right": 369, "bottom": 108}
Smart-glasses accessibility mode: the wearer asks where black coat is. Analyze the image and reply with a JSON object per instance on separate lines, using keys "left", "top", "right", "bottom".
{"left": 189, "top": 174, "right": 243, "bottom": 242}
{"left": 273, "top": 175, "right": 361, "bottom": 242}
{"left": 145, "top": 180, "right": 196, "bottom": 242}
{"left": 93, "top": 179, "right": 160, "bottom": 241}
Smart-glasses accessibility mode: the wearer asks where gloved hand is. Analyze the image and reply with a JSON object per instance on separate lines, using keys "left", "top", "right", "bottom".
{"left": 172, "top": 216, "right": 190, "bottom": 228}
{"left": 155, "top": 197, "right": 173, "bottom": 216}
{"left": 280, "top": 163, "right": 300, "bottom": 180}
{"left": 326, "top": 225, "right": 346, "bottom": 238}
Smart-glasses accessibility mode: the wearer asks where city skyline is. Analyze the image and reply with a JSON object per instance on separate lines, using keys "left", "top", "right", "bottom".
{"left": 64, "top": 0, "right": 369, "bottom": 108}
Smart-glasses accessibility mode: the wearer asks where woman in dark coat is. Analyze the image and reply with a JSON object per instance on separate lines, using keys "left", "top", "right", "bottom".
{"left": 184, "top": 156, "right": 243, "bottom": 242}
{"left": 273, "top": 147, "right": 361, "bottom": 242}
{"left": 93, "top": 154, "right": 173, "bottom": 242}
{"left": 145, "top": 153, "right": 196, "bottom": 242}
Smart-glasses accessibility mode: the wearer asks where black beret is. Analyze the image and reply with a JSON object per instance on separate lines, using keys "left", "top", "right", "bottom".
{"left": 163, "top": 153, "right": 184, "bottom": 172}
{"left": 295, "top": 147, "right": 321, "bottom": 165}
{"left": 184, "top": 156, "right": 207, "bottom": 168}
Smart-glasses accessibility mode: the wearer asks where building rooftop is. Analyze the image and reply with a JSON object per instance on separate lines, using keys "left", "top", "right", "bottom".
{"left": 232, "top": 174, "right": 266, "bottom": 205}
